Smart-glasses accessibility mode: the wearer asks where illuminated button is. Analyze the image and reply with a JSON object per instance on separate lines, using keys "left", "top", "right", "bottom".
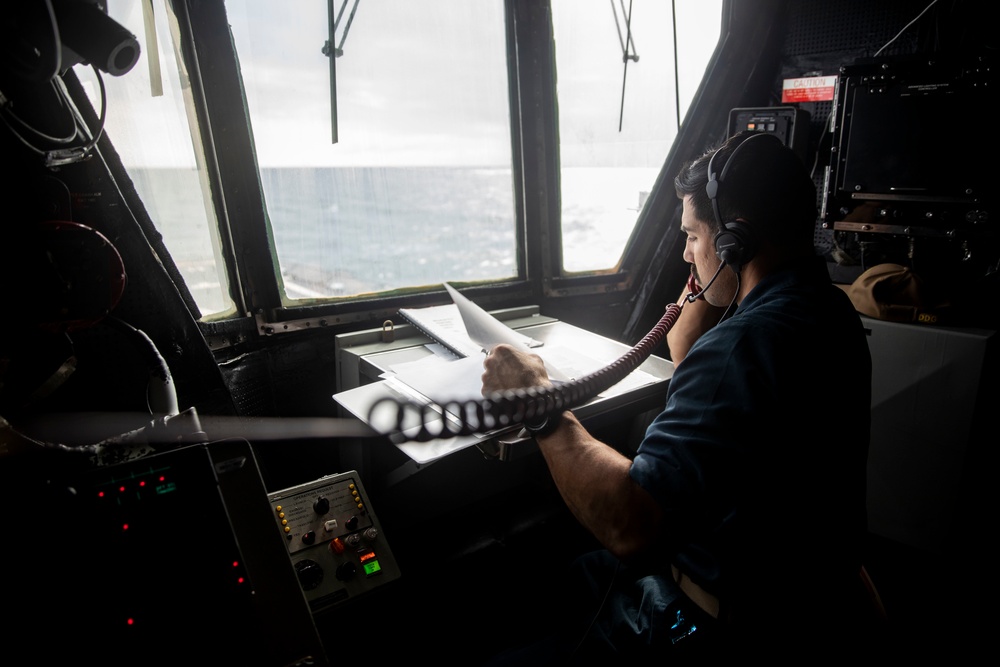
{"left": 330, "top": 538, "right": 345, "bottom": 555}
{"left": 284, "top": 526, "right": 291, "bottom": 533}
{"left": 356, "top": 503, "right": 364, "bottom": 510}
{"left": 324, "top": 519, "right": 338, "bottom": 532}
{"left": 275, "top": 505, "right": 282, "bottom": 512}
{"left": 278, "top": 512, "right": 285, "bottom": 519}
{"left": 281, "top": 519, "right": 288, "bottom": 525}
{"left": 302, "top": 531, "right": 316, "bottom": 545}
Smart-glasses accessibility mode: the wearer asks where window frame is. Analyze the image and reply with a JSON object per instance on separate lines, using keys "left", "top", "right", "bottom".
{"left": 172, "top": 0, "right": 721, "bottom": 340}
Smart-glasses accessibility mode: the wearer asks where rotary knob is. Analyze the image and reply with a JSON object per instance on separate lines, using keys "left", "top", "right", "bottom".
{"left": 313, "top": 496, "right": 330, "bottom": 515}
{"left": 294, "top": 559, "right": 324, "bottom": 590}
{"left": 336, "top": 561, "right": 357, "bottom": 582}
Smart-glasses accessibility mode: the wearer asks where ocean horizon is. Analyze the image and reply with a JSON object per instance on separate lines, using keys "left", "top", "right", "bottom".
{"left": 131, "top": 165, "right": 656, "bottom": 315}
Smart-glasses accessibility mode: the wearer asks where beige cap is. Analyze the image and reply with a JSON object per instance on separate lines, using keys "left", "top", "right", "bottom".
{"left": 837, "top": 263, "right": 950, "bottom": 325}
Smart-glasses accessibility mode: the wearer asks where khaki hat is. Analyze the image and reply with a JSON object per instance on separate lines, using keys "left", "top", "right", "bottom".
{"left": 837, "top": 263, "right": 950, "bottom": 325}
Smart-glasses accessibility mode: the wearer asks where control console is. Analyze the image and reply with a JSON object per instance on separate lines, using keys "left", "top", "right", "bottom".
{"left": 267, "top": 471, "right": 401, "bottom": 612}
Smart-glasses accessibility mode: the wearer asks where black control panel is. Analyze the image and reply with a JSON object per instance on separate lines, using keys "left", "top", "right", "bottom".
{"left": 267, "top": 471, "right": 401, "bottom": 612}
{"left": 2, "top": 441, "right": 331, "bottom": 667}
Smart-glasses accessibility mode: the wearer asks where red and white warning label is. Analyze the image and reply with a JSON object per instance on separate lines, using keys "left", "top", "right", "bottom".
{"left": 781, "top": 75, "right": 838, "bottom": 103}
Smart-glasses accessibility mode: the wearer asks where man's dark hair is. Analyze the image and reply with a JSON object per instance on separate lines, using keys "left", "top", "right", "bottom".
{"left": 674, "top": 130, "right": 818, "bottom": 255}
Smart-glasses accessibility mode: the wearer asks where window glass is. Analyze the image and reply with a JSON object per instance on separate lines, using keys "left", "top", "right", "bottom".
{"left": 551, "top": 0, "right": 722, "bottom": 273}
{"left": 78, "top": 1, "right": 235, "bottom": 319}
{"left": 80, "top": 1, "right": 720, "bottom": 314}
{"left": 227, "top": 0, "right": 516, "bottom": 304}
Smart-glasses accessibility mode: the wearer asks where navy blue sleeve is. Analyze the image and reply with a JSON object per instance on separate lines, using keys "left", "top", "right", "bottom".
{"left": 629, "top": 321, "right": 762, "bottom": 541}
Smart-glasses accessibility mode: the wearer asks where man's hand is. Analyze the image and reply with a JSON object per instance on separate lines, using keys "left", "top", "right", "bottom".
{"left": 481, "top": 343, "right": 552, "bottom": 395}
{"left": 667, "top": 276, "right": 727, "bottom": 365}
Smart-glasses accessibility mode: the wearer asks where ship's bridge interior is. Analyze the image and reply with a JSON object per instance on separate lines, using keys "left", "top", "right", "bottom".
{"left": 1, "top": 1, "right": 997, "bottom": 664}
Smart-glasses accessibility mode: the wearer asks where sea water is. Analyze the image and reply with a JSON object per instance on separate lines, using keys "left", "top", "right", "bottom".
{"left": 132, "top": 165, "right": 656, "bottom": 316}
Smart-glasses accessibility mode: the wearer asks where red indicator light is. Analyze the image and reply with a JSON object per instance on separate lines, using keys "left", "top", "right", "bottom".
{"left": 119, "top": 486, "right": 126, "bottom": 492}
{"left": 232, "top": 561, "right": 239, "bottom": 568}
{"left": 122, "top": 524, "right": 129, "bottom": 531}
{"left": 359, "top": 550, "right": 376, "bottom": 564}
{"left": 127, "top": 618, "right": 134, "bottom": 626}
{"left": 159, "top": 475, "right": 165, "bottom": 482}
{"left": 139, "top": 481, "right": 146, "bottom": 487}
{"left": 237, "top": 577, "right": 245, "bottom": 584}
{"left": 98, "top": 491, "right": 105, "bottom": 498}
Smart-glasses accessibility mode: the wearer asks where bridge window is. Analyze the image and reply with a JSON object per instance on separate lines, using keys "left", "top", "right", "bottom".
{"left": 552, "top": 0, "right": 722, "bottom": 273}
{"left": 86, "top": 0, "right": 721, "bottom": 320}
{"left": 228, "top": 0, "right": 516, "bottom": 305}
{"left": 78, "top": 2, "right": 236, "bottom": 319}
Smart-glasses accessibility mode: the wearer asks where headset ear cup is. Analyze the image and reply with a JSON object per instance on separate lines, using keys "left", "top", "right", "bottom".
{"left": 714, "top": 221, "right": 756, "bottom": 267}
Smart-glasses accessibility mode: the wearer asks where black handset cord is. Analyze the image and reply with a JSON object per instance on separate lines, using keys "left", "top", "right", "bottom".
{"left": 369, "top": 302, "right": 684, "bottom": 443}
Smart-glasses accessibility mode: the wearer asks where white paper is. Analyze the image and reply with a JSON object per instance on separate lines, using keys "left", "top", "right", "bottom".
{"left": 390, "top": 355, "right": 487, "bottom": 405}
{"left": 333, "top": 381, "right": 482, "bottom": 464}
{"left": 444, "top": 283, "right": 542, "bottom": 352}
{"left": 397, "top": 303, "right": 483, "bottom": 358}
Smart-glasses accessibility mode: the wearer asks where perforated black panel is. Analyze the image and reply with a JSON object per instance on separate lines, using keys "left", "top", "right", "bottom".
{"left": 220, "top": 350, "right": 275, "bottom": 416}
{"left": 775, "top": 0, "right": 931, "bottom": 254}
{"left": 783, "top": 0, "right": 922, "bottom": 57}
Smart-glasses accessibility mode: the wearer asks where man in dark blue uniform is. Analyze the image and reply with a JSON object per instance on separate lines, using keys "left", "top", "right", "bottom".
{"left": 482, "top": 131, "right": 873, "bottom": 663}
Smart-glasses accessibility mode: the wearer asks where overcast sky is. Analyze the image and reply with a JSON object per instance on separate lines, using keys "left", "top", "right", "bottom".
{"left": 94, "top": 0, "right": 721, "bottom": 168}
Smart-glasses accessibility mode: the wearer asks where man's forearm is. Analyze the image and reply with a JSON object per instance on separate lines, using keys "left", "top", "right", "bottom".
{"left": 667, "top": 291, "right": 726, "bottom": 365}
{"left": 534, "top": 412, "right": 662, "bottom": 561}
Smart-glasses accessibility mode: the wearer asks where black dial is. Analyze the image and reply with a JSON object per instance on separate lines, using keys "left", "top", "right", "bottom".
{"left": 313, "top": 496, "right": 330, "bottom": 514}
{"left": 294, "top": 559, "right": 324, "bottom": 590}
{"left": 336, "top": 561, "right": 357, "bottom": 582}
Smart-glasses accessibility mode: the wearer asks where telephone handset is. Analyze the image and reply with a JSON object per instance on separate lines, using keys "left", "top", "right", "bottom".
{"left": 685, "top": 272, "right": 706, "bottom": 302}
{"left": 369, "top": 302, "right": 684, "bottom": 443}
{"left": 686, "top": 263, "right": 730, "bottom": 303}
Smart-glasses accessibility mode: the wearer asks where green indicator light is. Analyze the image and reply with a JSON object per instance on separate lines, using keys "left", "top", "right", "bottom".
{"left": 155, "top": 482, "right": 178, "bottom": 495}
{"left": 363, "top": 560, "right": 382, "bottom": 576}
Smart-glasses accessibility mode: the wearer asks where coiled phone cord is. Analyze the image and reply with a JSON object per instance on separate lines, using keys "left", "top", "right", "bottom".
{"left": 368, "top": 302, "right": 683, "bottom": 443}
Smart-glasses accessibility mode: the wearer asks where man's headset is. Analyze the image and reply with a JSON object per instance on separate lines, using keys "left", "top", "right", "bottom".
{"left": 685, "top": 131, "right": 786, "bottom": 304}
{"left": 705, "top": 131, "right": 786, "bottom": 271}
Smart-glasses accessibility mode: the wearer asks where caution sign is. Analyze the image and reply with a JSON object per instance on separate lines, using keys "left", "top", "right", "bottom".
{"left": 782, "top": 75, "right": 838, "bottom": 103}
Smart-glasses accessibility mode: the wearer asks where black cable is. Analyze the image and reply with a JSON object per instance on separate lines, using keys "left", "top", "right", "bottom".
{"left": 0, "top": 78, "right": 77, "bottom": 144}
{"left": 106, "top": 317, "right": 179, "bottom": 416}
{"left": 2, "top": 63, "right": 107, "bottom": 165}
{"left": 44, "top": 64, "right": 107, "bottom": 167}
{"left": 617, "top": 0, "right": 634, "bottom": 132}
{"left": 671, "top": 0, "right": 679, "bottom": 131}
{"left": 718, "top": 268, "right": 741, "bottom": 322}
